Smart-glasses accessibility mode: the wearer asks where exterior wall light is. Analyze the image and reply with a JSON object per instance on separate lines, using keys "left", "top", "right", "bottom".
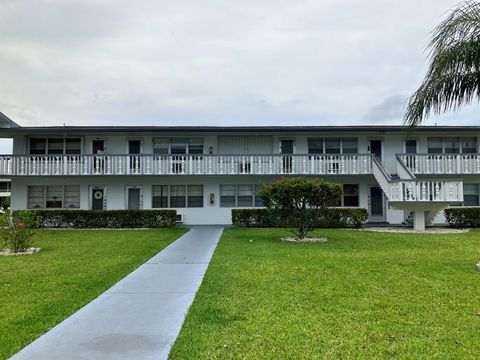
{"left": 209, "top": 193, "right": 215, "bottom": 205}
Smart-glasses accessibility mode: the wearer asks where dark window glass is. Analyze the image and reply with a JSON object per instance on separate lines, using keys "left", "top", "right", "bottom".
{"left": 325, "top": 138, "right": 341, "bottom": 154}
{"left": 170, "top": 139, "right": 187, "bottom": 155}
{"left": 342, "top": 138, "right": 357, "bottom": 154}
{"left": 170, "top": 185, "right": 186, "bottom": 208}
{"left": 444, "top": 137, "right": 460, "bottom": 154}
{"left": 427, "top": 138, "right": 443, "bottom": 154}
{"left": 152, "top": 185, "right": 169, "bottom": 208}
{"left": 187, "top": 185, "right": 203, "bottom": 207}
{"left": 47, "top": 138, "right": 64, "bottom": 155}
{"left": 343, "top": 184, "right": 359, "bottom": 207}
{"left": 30, "top": 138, "right": 46, "bottom": 154}
{"left": 405, "top": 140, "right": 417, "bottom": 154}
{"left": 308, "top": 138, "right": 323, "bottom": 154}
{"left": 188, "top": 139, "right": 204, "bottom": 155}
{"left": 463, "top": 184, "right": 479, "bottom": 206}
{"left": 237, "top": 185, "right": 253, "bottom": 207}
{"left": 66, "top": 138, "right": 81, "bottom": 154}
{"left": 46, "top": 185, "right": 63, "bottom": 208}
{"left": 461, "top": 137, "right": 477, "bottom": 153}
{"left": 220, "top": 185, "right": 236, "bottom": 207}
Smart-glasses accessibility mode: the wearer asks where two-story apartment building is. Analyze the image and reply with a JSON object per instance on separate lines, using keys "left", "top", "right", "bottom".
{"left": 0, "top": 112, "right": 476, "bottom": 230}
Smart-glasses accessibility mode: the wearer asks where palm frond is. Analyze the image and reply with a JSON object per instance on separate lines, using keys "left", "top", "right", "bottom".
{"left": 405, "top": 70, "right": 480, "bottom": 126}
{"left": 404, "top": 1, "right": 480, "bottom": 125}
{"left": 430, "top": 0, "right": 480, "bottom": 54}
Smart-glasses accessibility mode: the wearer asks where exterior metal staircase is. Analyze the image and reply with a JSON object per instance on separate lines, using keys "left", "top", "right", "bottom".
{"left": 371, "top": 156, "right": 463, "bottom": 230}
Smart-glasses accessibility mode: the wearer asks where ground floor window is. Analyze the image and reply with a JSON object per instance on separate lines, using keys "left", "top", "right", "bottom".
{"left": 152, "top": 185, "right": 203, "bottom": 208}
{"left": 28, "top": 185, "right": 80, "bottom": 209}
{"left": 220, "top": 184, "right": 263, "bottom": 207}
{"left": 342, "top": 184, "right": 359, "bottom": 207}
{"left": 463, "top": 184, "right": 479, "bottom": 206}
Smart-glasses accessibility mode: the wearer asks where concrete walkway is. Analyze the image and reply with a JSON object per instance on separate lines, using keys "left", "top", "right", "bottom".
{"left": 11, "top": 226, "right": 224, "bottom": 360}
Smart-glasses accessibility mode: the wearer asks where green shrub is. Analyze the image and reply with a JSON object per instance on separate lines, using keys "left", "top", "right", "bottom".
{"left": 1, "top": 218, "right": 34, "bottom": 252}
{"left": 1, "top": 197, "right": 10, "bottom": 210}
{"left": 444, "top": 207, "right": 480, "bottom": 227}
{"left": 232, "top": 207, "right": 368, "bottom": 228}
{"left": 259, "top": 177, "right": 343, "bottom": 239}
{"left": 12, "top": 210, "right": 177, "bottom": 229}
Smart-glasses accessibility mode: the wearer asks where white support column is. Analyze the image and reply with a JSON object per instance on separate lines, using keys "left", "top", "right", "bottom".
{"left": 413, "top": 210, "right": 425, "bottom": 231}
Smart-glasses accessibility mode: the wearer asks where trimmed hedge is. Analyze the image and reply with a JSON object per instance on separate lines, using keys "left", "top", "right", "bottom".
{"left": 232, "top": 207, "right": 368, "bottom": 228}
{"left": 444, "top": 207, "right": 480, "bottom": 227}
{"left": 12, "top": 210, "right": 177, "bottom": 228}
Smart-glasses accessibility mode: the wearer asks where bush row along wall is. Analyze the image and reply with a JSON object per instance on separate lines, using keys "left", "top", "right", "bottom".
{"left": 232, "top": 207, "right": 368, "bottom": 228}
{"left": 444, "top": 208, "right": 480, "bottom": 227}
{"left": 12, "top": 210, "right": 177, "bottom": 228}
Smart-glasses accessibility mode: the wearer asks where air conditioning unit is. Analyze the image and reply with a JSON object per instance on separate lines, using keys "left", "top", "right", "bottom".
{"left": 176, "top": 214, "right": 184, "bottom": 223}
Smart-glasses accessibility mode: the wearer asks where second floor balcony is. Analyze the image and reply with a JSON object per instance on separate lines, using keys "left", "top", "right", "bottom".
{"left": 0, "top": 153, "right": 373, "bottom": 177}
{"left": 398, "top": 153, "right": 480, "bottom": 175}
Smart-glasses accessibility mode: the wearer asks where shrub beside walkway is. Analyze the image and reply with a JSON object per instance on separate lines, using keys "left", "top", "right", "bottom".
{"left": 11, "top": 226, "right": 223, "bottom": 360}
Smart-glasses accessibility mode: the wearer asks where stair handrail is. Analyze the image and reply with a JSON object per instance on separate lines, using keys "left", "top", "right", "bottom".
{"left": 395, "top": 154, "right": 416, "bottom": 180}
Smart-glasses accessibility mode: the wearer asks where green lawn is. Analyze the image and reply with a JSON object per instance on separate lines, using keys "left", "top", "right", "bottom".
{"left": 170, "top": 228, "right": 480, "bottom": 359}
{"left": 0, "top": 228, "right": 186, "bottom": 359}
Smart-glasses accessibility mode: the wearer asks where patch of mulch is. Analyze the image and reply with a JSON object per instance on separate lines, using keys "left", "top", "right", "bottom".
{"left": 282, "top": 237, "right": 328, "bottom": 243}
{"left": 0, "top": 247, "right": 41, "bottom": 256}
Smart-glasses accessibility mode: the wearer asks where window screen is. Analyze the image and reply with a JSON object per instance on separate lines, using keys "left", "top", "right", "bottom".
{"left": 152, "top": 185, "right": 169, "bottom": 208}
{"left": 427, "top": 138, "right": 443, "bottom": 154}
{"left": 153, "top": 138, "right": 169, "bottom": 154}
{"left": 28, "top": 186, "right": 45, "bottom": 209}
{"left": 220, "top": 185, "right": 236, "bottom": 207}
{"left": 342, "top": 138, "right": 358, "bottom": 154}
{"left": 29, "top": 138, "right": 46, "bottom": 155}
{"left": 64, "top": 185, "right": 80, "bottom": 208}
{"left": 461, "top": 137, "right": 477, "bottom": 153}
{"left": 464, "top": 184, "right": 479, "bottom": 206}
{"left": 237, "top": 185, "right": 253, "bottom": 207}
{"left": 187, "top": 185, "right": 203, "bottom": 207}
{"left": 170, "top": 185, "right": 186, "bottom": 207}
{"left": 325, "top": 138, "right": 341, "bottom": 154}
{"left": 308, "top": 138, "right": 323, "bottom": 154}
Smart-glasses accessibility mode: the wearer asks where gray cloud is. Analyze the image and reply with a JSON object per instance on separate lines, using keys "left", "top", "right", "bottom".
{"left": 0, "top": 0, "right": 476, "bottom": 129}
{"left": 363, "top": 95, "right": 408, "bottom": 123}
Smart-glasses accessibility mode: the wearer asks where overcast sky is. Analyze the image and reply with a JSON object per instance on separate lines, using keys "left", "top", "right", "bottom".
{"left": 1, "top": 0, "right": 479, "bottom": 153}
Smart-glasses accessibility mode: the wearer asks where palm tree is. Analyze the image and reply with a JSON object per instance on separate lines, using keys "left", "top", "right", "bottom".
{"left": 404, "top": 1, "right": 480, "bottom": 125}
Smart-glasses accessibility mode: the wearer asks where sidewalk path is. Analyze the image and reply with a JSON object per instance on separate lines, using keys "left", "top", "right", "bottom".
{"left": 11, "top": 226, "right": 224, "bottom": 360}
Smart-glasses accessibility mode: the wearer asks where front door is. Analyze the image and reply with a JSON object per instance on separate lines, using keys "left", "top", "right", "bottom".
{"left": 127, "top": 188, "right": 141, "bottom": 210}
{"left": 91, "top": 188, "right": 105, "bottom": 210}
{"left": 369, "top": 186, "right": 385, "bottom": 221}
{"left": 280, "top": 139, "right": 294, "bottom": 173}
{"left": 128, "top": 140, "right": 141, "bottom": 173}
{"left": 369, "top": 140, "right": 382, "bottom": 160}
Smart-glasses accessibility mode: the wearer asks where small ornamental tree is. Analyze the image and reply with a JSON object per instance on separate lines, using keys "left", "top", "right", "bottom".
{"left": 259, "top": 177, "right": 342, "bottom": 239}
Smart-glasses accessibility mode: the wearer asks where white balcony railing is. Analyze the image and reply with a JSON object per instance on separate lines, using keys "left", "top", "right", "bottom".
{"left": 389, "top": 180, "right": 463, "bottom": 203}
{"left": 398, "top": 153, "right": 480, "bottom": 174}
{"left": 0, "top": 154, "right": 373, "bottom": 176}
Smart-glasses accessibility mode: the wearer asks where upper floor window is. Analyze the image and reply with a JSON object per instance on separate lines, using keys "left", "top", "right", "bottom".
{"left": 217, "top": 136, "right": 273, "bottom": 154}
{"left": 153, "top": 138, "right": 204, "bottom": 155}
{"left": 29, "top": 138, "right": 81, "bottom": 155}
{"left": 308, "top": 138, "right": 357, "bottom": 154}
{"left": 427, "top": 137, "right": 477, "bottom": 154}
